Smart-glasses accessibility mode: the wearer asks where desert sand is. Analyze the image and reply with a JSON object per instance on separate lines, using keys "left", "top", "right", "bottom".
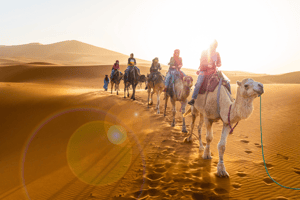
{"left": 0, "top": 41, "right": 300, "bottom": 200}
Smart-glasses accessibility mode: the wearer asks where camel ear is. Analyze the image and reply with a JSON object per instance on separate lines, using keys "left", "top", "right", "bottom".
{"left": 237, "top": 81, "right": 242, "bottom": 86}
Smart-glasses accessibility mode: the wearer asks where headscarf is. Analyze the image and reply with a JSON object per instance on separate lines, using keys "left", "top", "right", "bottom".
{"left": 105, "top": 75, "right": 109, "bottom": 82}
{"left": 152, "top": 57, "right": 159, "bottom": 63}
{"left": 173, "top": 49, "right": 182, "bottom": 68}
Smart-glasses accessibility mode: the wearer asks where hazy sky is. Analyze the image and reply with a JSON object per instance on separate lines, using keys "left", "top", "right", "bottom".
{"left": 1, "top": 0, "right": 300, "bottom": 74}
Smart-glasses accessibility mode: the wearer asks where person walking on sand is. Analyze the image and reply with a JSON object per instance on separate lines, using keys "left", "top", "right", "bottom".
{"left": 124, "top": 53, "right": 140, "bottom": 81}
{"left": 188, "top": 40, "right": 221, "bottom": 105}
{"left": 164, "top": 49, "right": 186, "bottom": 92}
{"left": 103, "top": 75, "right": 109, "bottom": 91}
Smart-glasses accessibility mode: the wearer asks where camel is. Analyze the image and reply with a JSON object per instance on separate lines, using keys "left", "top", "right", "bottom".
{"left": 164, "top": 75, "right": 193, "bottom": 133}
{"left": 183, "top": 78, "right": 264, "bottom": 177}
{"left": 124, "top": 66, "right": 140, "bottom": 100}
{"left": 110, "top": 70, "right": 123, "bottom": 95}
{"left": 138, "top": 75, "right": 147, "bottom": 89}
{"left": 147, "top": 72, "right": 165, "bottom": 114}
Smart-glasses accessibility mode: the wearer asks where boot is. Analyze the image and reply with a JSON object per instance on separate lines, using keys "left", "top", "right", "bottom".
{"left": 145, "top": 86, "right": 148, "bottom": 90}
{"left": 188, "top": 99, "right": 195, "bottom": 106}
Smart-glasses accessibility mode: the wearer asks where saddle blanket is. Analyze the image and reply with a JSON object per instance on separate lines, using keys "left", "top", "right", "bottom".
{"left": 199, "top": 73, "right": 230, "bottom": 94}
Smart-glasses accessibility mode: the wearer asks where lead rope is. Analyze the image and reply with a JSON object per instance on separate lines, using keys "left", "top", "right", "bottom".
{"left": 260, "top": 96, "right": 300, "bottom": 190}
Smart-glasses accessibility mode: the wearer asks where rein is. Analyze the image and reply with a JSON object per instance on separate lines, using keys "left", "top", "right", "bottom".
{"left": 228, "top": 104, "right": 239, "bottom": 134}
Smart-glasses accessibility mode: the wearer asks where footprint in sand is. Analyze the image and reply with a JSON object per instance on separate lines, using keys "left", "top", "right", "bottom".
{"left": 260, "top": 162, "right": 274, "bottom": 168}
{"left": 166, "top": 189, "right": 178, "bottom": 196}
{"left": 245, "top": 150, "right": 252, "bottom": 154}
{"left": 132, "top": 190, "right": 148, "bottom": 199}
{"left": 154, "top": 166, "right": 167, "bottom": 173}
{"left": 240, "top": 139, "right": 250, "bottom": 144}
{"left": 236, "top": 171, "right": 247, "bottom": 177}
{"left": 214, "top": 187, "right": 228, "bottom": 194}
{"left": 232, "top": 182, "right": 242, "bottom": 189}
{"left": 147, "top": 188, "right": 160, "bottom": 197}
{"left": 263, "top": 177, "right": 275, "bottom": 185}
{"left": 293, "top": 168, "right": 300, "bottom": 175}
{"left": 254, "top": 143, "right": 264, "bottom": 148}
{"left": 277, "top": 153, "right": 289, "bottom": 160}
{"left": 148, "top": 180, "right": 160, "bottom": 188}
{"left": 199, "top": 182, "right": 215, "bottom": 189}
{"left": 146, "top": 173, "right": 164, "bottom": 181}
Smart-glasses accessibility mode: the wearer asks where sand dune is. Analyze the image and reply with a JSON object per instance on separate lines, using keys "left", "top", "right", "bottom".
{"left": 0, "top": 41, "right": 299, "bottom": 199}
{"left": 0, "top": 40, "right": 151, "bottom": 66}
{"left": 0, "top": 80, "right": 299, "bottom": 199}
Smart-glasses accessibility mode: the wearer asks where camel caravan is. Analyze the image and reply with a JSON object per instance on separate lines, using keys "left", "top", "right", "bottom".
{"left": 105, "top": 40, "right": 264, "bottom": 177}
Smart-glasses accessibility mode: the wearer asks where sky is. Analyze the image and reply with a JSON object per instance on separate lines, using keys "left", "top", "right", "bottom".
{"left": 1, "top": 0, "right": 300, "bottom": 74}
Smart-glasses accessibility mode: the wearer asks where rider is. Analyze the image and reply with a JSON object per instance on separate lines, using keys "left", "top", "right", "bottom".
{"left": 124, "top": 53, "right": 140, "bottom": 81}
{"left": 164, "top": 49, "right": 186, "bottom": 92}
{"left": 188, "top": 40, "right": 221, "bottom": 105}
{"left": 145, "top": 57, "right": 161, "bottom": 90}
{"left": 110, "top": 60, "right": 120, "bottom": 79}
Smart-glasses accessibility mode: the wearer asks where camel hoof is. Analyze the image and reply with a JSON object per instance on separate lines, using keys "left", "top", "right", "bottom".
{"left": 217, "top": 163, "right": 229, "bottom": 177}
{"left": 202, "top": 154, "right": 212, "bottom": 159}
{"left": 157, "top": 110, "right": 160, "bottom": 114}
{"left": 171, "top": 123, "right": 175, "bottom": 127}
{"left": 182, "top": 128, "right": 188, "bottom": 133}
{"left": 183, "top": 137, "right": 192, "bottom": 143}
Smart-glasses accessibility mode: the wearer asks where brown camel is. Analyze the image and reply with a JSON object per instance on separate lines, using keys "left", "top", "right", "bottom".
{"left": 147, "top": 72, "right": 165, "bottom": 114}
{"left": 184, "top": 78, "right": 264, "bottom": 177}
{"left": 164, "top": 75, "right": 193, "bottom": 133}
{"left": 111, "top": 70, "right": 123, "bottom": 95}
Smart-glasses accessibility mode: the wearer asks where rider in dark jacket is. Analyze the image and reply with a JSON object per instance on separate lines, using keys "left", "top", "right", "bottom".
{"left": 145, "top": 57, "right": 161, "bottom": 90}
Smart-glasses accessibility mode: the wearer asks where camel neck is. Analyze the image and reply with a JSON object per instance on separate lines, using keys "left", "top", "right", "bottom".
{"left": 234, "top": 89, "right": 254, "bottom": 120}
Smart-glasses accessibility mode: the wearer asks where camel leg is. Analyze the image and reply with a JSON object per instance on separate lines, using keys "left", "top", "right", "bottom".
{"left": 184, "top": 110, "right": 196, "bottom": 143}
{"left": 147, "top": 87, "right": 151, "bottom": 107}
{"left": 181, "top": 100, "right": 188, "bottom": 133}
{"left": 123, "top": 83, "right": 126, "bottom": 98}
{"left": 198, "top": 113, "right": 205, "bottom": 151}
{"left": 156, "top": 91, "right": 161, "bottom": 114}
{"left": 131, "top": 84, "right": 136, "bottom": 100}
{"left": 127, "top": 84, "right": 129, "bottom": 97}
{"left": 203, "top": 118, "right": 213, "bottom": 159}
{"left": 111, "top": 82, "right": 114, "bottom": 94}
{"left": 217, "top": 124, "right": 230, "bottom": 177}
{"left": 116, "top": 83, "right": 119, "bottom": 95}
{"left": 150, "top": 90, "right": 154, "bottom": 105}
{"left": 164, "top": 94, "right": 169, "bottom": 117}
{"left": 171, "top": 100, "right": 176, "bottom": 127}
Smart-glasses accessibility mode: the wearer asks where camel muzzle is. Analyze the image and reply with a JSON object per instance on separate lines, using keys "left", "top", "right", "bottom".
{"left": 256, "top": 84, "right": 264, "bottom": 97}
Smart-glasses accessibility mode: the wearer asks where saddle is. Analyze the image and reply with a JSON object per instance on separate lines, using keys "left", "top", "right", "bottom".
{"left": 199, "top": 71, "right": 231, "bottom": 94}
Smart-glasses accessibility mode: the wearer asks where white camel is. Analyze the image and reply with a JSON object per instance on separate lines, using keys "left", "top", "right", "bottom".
{"left": 184, "top": 78, "right": 264, "bottom": 177}
{"left": 147, "top": 73, "right": 165, "bottom": 114}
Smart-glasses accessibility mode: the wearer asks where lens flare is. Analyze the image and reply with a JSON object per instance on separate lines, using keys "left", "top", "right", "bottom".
{"left": 21, "top": 107, "right": 148, "bottom": 199}
{"left": 67, "top": 121, "right": 132, "bottom": 186}
{"left": 107, "top": 125, "right": 127, "bottom": 145}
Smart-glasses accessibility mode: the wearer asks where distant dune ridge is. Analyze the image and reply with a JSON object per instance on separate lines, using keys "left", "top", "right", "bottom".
{"left": 0, "top": 40, "right": 299, "bottom": 84}
{"left": 0, "top": 40, "right": 151, "bottom": 66}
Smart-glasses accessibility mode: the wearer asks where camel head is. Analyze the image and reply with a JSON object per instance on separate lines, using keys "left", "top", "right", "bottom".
{"left": 237, "top": 78, "right": 264, "bottom": 99}
{"left": 183, "top": 76, "right": 193, "bottom": 88}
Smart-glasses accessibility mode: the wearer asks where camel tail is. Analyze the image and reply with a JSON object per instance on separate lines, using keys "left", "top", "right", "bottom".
{"left": 183, "top": 107, "right": 192, "bottom": 117}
